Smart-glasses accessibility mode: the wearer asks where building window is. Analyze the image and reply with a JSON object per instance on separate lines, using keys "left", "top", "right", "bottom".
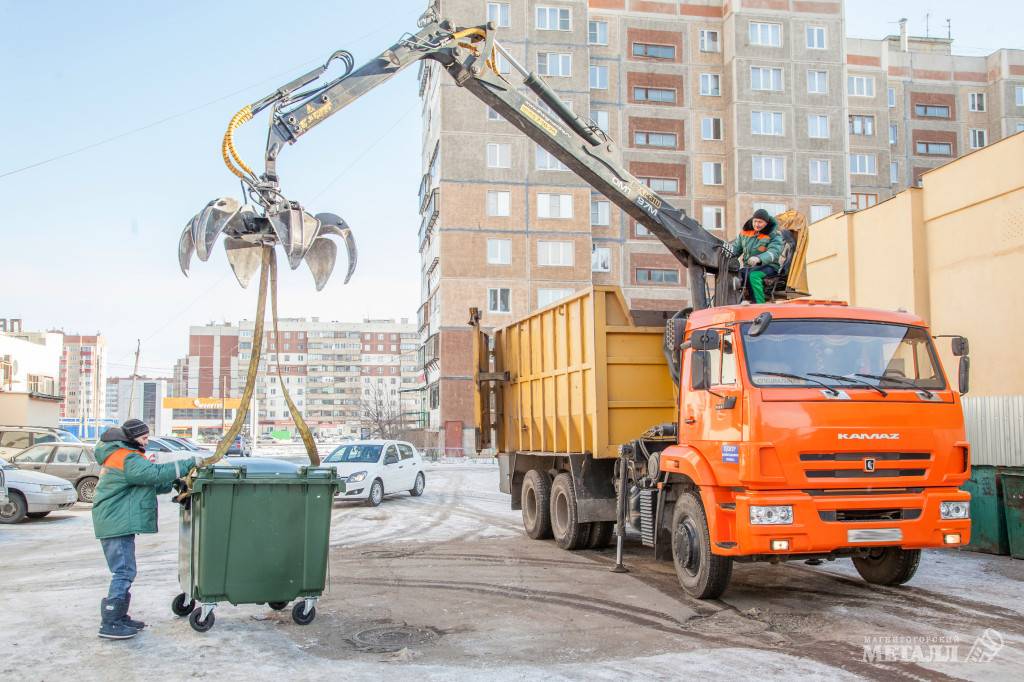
{"left": 588, "top": 20, "right": 608, "bottom": 45}
{"left": 806, "top": 26, "right": 826, "bottom": 49}
{"left": 486, "top": 143, "right": 511, "bottom": 168}
{"left": 847, "top": 76, "right": 875, "bottom": 97}
{"left": 702, "top": 206, "right": 725, "bottom": 230}
{"left": 1017, "top": 122, "right": 1024, "bottom": 132}
{"left": 751, "top": 110, "right": 784, "bottom": 136}
{"left": 537, "top": 193, "right": 573, "bottom": 218}
{"left": 807, "top": 114, "right": 829, "bottom": 139}
{"left": 888, "top": 87, "right": 897, "bottom": 108}
{"left": 809, "top": 159, "right": 831, "bottom": 185}
{"left": 488, "top": 288, "right": 511, "bottom": 313}
{"left": 633, "top": 86, "right": 676, "bottom": 103}
{"left": 699, "top": 29, "right": 720, "bottom": 53}
{"left": 702, "top": 162, "right": 723, "bottom": 185}
{"left": 537, "top": 240, "right": 574, "bottom": 266}
{"left": 1017, "top": 86, "right": 1024, "bottom": 106}
{"left": 748, "top": 22, "right": 781, "bottom": 47}
{"left": 851, "top": 193, "right": 878, "bottom": 210}
{"left": 753, "top": 201, "right": 787, "bottom": 215}
{"left": 536, "top": 5, "right": 570, "bottom": 30}
{"left": 536, "top": 146, "right": 569, "bottom": 170}
{"left": 914, "top": 104, "right": 950, "bottom": 118}
{"left": 591, "top": 199, "right": 610, "bottom": 226}
{"left": 486, "top": 190, "right": 510, "bottom": 216}
{"left": 589, "top": 64, "right": 609, "bottom": 89}
{"left": 487, "top": 2, "right": 510, "bottom": 28}
{"left": 752, "top": 155, "right": 785, "bottom": 181}
{"left": 591, "top": 246, "right": 611, "bottom": 272}
{"left": 638, "top": 177, "right": 679, "bottom": 193}
{"left": 494, "top": 52, "right": 512, "bottom": 75}
{"left": 889, "top": 161, "right": 899, "bottom": 184}
{"left": 634, "top": 131, "right": 677, "bottom": 148}
{"left": 810, "top": 205, "right": 832, "bottom": 222}
{"left": 632, "top": 43, "right": 675, "bottom": 59}
{"left": 700, "top": 73, "right": 721, "bottom": 96}
{"left": 807, "top": 70, "right": 828, "bottom": 94}
{"left": 591, "top": 110, "right": 609, "bottom": 132}
{"left": 848, "top": 115, "right": 874, "bottom": 136}
{"left": 635, "top": 224, "right": 651, "bottom": 237}
{"left": 969, "top": 128, "right": 987, "bottom": 149}
{"left": 849, "top": 153, "right": 877, "bottom": 174}
{"left": 968, "top": 92, "right": 986, "bottom": 112}
{"left": 915, "top": 141, "right": 952, "bottom": 156}
{"left": 750, "top": 67, "right": 783, "bottom": 91}
{"left": 889, "top": 123, "right": 898, "bottom": 145}
{"left": 636, "top": 268, "right": 680, "bottom": 284}
{"left": 538, "top": 288, "right": 574, "bottom": 307}
{"left": 486, "top": 106, "right": 501, "bottom": 121}
{"left": 701, "top": 117, "right": 722, "bottom": 140}
{"left": 537, "top": 52, "right": 572, "bottom": 77}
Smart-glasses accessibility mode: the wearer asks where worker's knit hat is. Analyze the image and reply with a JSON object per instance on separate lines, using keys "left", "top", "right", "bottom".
{"left": 752, "top": 208, "right": 772, "bottom": 223}
{"left": 122, "top": 419, "right": 150, "bottom": 441}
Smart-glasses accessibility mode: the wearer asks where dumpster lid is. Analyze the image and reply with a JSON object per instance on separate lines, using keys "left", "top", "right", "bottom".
{"left": 212, "top": 458, "right": 301, "bottom": 475}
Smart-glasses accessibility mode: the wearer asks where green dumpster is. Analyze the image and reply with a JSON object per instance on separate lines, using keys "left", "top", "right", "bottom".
{"left": 1002, "top": 472, "right": 1024, "bottom": 560}
{"left": 171, "top": 458, "right": 341, "bottom": 632}
{"left": 961, "top": 465, "right": 1009, "bottom": 555}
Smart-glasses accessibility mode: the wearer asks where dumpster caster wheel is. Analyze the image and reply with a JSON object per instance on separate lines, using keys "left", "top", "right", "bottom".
{"left": 268, "top": 601, "right": 288, "bottom": 611}
{"left": 189, "top": 608, "right": 215, "bottom": 632}
{"left": 292, "top": 602, "right": 316, "bottom": 625}
{"left": 171, "top": 593, "right": 195, "bottom": 617}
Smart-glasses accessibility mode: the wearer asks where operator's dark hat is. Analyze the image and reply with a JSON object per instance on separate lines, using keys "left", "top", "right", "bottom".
{"left": 122, "top": 419, "right": 150, "bottom": 440}
{"left": 752, "top": 208, "right": 772, "bottom": 222}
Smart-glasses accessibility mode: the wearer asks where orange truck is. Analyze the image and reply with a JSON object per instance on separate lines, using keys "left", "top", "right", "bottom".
{"left": 473, "top": 287, "right": 972, "bottom": 598}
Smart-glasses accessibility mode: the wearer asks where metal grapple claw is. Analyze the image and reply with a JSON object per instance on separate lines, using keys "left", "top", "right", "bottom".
{"left": 315, "top": 213, "right": 358, "bottom": 284}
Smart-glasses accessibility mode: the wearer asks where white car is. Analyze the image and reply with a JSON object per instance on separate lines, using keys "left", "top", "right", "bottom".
{"left": 323, "top": 440, "right": 425, "bottom": 506}
{"left": 0, "top": 457, "right": 78, "bottom": 524}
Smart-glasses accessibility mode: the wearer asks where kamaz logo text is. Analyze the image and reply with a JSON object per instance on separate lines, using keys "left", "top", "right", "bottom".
{"left": 838, "top": 433, "right": 900, "bottom": 440}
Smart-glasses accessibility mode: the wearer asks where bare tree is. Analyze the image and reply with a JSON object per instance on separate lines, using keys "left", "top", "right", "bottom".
{"left": 360, "top": 381, "right": 403, "bottom": 440}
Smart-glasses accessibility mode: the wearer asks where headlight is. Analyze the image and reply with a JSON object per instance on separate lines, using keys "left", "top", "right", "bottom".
{"left": 749, "top": 505, "right": 794, "bottom": 525}
{"left": 940, "top": 501, "right": 969, "bottom": 520}
{"left": 41, "top": 484, "right": 67, "bottom": 493}
{"left": 348, "top": 471, "right": 367, "bottom": 483}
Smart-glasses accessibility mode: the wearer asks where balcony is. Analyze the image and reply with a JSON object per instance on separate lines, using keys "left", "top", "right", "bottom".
{"left": 417, "top": 299, "right": 431, "bottom": 334}
{"left": 419, "top": 334, "right": 440, "bottom": 369}
{"left": 418, "top": 188, "right": 440, "bottom": 253}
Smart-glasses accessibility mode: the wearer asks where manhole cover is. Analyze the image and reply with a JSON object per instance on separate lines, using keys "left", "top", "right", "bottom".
{"left": 349, "top": 625, "right": 440, "bottom": 653}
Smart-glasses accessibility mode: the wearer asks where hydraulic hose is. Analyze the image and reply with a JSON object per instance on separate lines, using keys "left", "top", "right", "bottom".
{"left": 222, "top": 106, "right": 257, "bottom": 181}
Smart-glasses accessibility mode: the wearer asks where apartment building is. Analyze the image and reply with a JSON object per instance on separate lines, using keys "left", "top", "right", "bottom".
{"left": 417, "top": 0, "right": 1024, "bottom": 454}
{"left": 104, "top": 376, "right": 172, "bottom": 434}
{"left": 175, "top": 318, "right": 422, "bottom": 439}
{"left": 59, "top": 334, "right": 107, "bottom": 423}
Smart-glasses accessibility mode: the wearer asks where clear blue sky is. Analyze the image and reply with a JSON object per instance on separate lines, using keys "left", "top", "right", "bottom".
{"left": 0, "top": 0, "right": 1020, "bottom": 377}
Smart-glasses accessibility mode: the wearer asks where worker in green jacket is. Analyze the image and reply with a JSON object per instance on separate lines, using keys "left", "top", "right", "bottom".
{"left": 728, "top": 208, "right": 784, "bottom": 303}
{"left": 92, "top": 419, "right": 198, "bottom": 639}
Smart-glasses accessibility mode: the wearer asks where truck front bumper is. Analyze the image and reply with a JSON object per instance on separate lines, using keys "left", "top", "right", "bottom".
{"left": 715, "top": 487, "right": 971, "bottom": 556}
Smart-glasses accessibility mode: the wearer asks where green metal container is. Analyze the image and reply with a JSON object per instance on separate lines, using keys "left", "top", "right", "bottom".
{"left": 1001, "top": 472, "right": 1024, "bottom": 560}
{"left": 173, "top": 459, "right": 341, "bottom": 632}
{"left": 961, "top": 465, "right": 1009, "bottom": 555}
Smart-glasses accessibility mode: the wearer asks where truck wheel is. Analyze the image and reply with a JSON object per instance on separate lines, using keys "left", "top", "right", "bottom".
{"left": 550, "top": 473, "right": 592, "bottom": 550}
{"left": 671, "top": 491, "right": 732, "bottom": 599}
{"left": 521, "top": 470, "right": 553, "bottom": 539}
{"left": 853, "top": 548, "right": 921, "bottom": 586}
{"left": 0, "top": 491, "right": 27, "bottom": 524}
{"left": 587, "top": 521, "right": 614, "bottom": 549}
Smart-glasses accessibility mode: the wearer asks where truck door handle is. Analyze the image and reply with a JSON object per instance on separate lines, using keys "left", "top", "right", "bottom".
{"left": 684, "top": 417, "right": 697, "bottom": 425}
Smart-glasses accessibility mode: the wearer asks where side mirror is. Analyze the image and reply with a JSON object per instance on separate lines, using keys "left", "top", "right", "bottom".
{"left": 952, "top": 336, "right": 969, "bottom": 357}
{"left": 749, "top": 312, "right": 773, "bottom": 337}
{"left": 691, "top": 350, "right": 711, "bottom": 390}
{"left": 692, "top": 329, "right": 720, "bottom": 351}
{"left": 958, "top": 356, "right": 970, "bottom": 395}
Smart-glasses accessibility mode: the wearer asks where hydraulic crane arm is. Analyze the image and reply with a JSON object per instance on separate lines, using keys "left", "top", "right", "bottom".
{"left": 180, "top": 7, "right": 739, "bottom": 308}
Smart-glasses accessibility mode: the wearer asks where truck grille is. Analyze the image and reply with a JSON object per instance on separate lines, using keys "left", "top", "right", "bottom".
{"left": 818, "top": 508, "right": 922, "bottom": 522}
{"left": 801, "top": 452, "right": 930, "bottom": 480}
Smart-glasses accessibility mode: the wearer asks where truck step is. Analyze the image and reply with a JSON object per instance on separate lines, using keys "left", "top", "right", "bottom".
{"left": 639, "top": 488, "right": 657, "bottom": 547}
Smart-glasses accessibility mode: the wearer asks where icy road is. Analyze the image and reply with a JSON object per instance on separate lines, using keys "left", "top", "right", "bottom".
{"left": 1, "top": 461, "right": 1022, "bottom": 680}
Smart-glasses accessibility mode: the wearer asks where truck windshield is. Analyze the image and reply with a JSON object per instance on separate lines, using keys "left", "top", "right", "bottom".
{"left": 741, "top": 320, "right": 946, "bottom": 390}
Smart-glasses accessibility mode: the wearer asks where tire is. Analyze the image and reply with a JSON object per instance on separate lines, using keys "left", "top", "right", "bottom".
{"left": 189, "top": 609, "right": 215, "bottom": 632}
{"left": 521, "top": 469, "right": 553, "bottom": 540}
{"left": 366, "top": 479, "right": 384, "bottom": 507}
{"left": 26, "top": 512, "right": 51, "bottom": 519}
{"left": 268, "top": 601, "right": 288, "bottom": 611}
{"left": 671, "top": 491, "right": 733, "bottom": 599}
{"left": 0, "top": 491, "right": 27, "bottom": 524}
{"left": 587, "top": 520, "right": 614, "bottom": 549}
{"left": 171, "top": 593, "right": 196, "bottom": 617}
{"left": 549, "top": 473, "right": 592, "bottom": 550}
{"left": 409, "top": 472, "right": 425, "bottom": 497}
{"left": 76, "top": 477, "right": 98, "bottom": 503}
{"left": 291, "top": 602, "right": 316, "bottom": 625}
{"left": 853, "top": 548, "right": 921, "bottom": 586}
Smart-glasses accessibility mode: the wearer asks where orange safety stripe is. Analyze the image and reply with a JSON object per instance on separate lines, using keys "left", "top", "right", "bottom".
{"left": 741, "top": 230, "right": 757, "bottom": 236}
{"left": 756, "top": 233, "right": 771, "bottom": 240}
{"left": 103, "top": 448, "right": 136, "bottom": 471}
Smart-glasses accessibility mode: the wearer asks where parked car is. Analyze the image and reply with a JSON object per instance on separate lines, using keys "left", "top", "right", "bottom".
{"left": 0, "top": 457, "right": 78, "bottom": 524}
{"left": 7, "top": 443, "right": 102, "bottom": 502}
{"left": 226, "top": 435, "right": 252, "bottom": 457}
{"left": 323, "top": 440, "right": 425, "bottom": 506}
{"left": 0, "top": 466, "right": 8, "bottom": 509}
{"left": 0, "top": 426, "right": 81, "bottom": 459}
{"left": 144, "top": 438, "right": 196, "bottom": 465}
{"left": 161, "top": 436, "right": 211, "bottom": 453}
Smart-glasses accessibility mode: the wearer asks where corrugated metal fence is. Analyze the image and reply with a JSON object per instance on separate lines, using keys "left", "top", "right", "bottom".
{"left": 963, "top": 395, "right": 1024, "bottom": 466}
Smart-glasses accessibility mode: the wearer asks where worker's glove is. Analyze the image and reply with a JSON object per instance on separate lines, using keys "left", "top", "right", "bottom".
{"left": 747, "top": 256, "right": 761, "bottom": 266}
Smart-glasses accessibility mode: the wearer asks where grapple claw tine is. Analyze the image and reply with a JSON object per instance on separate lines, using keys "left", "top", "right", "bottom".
{"left": 315, "top": 213, "right": 358, "bottom": 284}
{"left": 193, "top": 197, "right": 241, "bottom": 262}
{"left": 179, "top": 217, "right": 197, "bottom": 276}
{"left": 304, "top": 237, "right": 338, "bottom": 291}
{"left": 223, "top": 237, "right": 262, "bottom": 288}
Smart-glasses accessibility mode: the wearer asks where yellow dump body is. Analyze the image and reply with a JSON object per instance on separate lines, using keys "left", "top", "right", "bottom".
{"left": 474, "top": 287, "right": 677, "bottom": 459}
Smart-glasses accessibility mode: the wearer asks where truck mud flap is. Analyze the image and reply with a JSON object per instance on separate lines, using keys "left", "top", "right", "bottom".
{"left": 498, "top": 453, "right": 512, "bottom": 495}
{"left": 568, "top": 454, "right": 616, "bottom": 523}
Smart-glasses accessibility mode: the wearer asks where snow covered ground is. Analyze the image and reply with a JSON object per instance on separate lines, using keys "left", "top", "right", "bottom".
{"left": 1, "top": 463, "right": 1022, "bottom": 680}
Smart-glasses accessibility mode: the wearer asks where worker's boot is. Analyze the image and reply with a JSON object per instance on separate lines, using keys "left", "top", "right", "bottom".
{"left": 98, "top": 598, "right": 139, "bottom": 639}
{"left": 121, "top": 591, "right": 147, "bottom": 629}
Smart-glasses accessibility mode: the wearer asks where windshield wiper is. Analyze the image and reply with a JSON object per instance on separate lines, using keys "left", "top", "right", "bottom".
{"left": 808, "top": 373, "right": 888, "bottom": 397}
{"left": 855, "top": 373, "right": 935, "bottom": 399}
{"left": 754, "top": 371, "right": 840, "bottom": 396}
